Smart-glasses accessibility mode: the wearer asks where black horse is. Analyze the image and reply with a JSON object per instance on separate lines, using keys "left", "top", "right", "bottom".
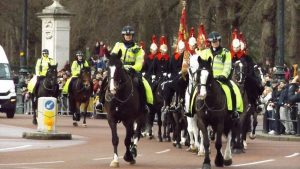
{"left": 31, "top": 64, "right": 59, "bottom": 125}
{"left": 232, "top": 61, "right": 264, "bottom": 149}
{"left": 69, "top": 67, "right": 93, "bottom": 127}
{"left": 193, "top": 57, "right": 236, "bottom": 169}
{"left": 104, "top": 50, "right": 147, "bottom": 167}
{"left": 144, "top": 75, "right": 164, "bottom": 141}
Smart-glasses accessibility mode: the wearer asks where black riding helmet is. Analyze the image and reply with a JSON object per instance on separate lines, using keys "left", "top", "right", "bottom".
{"left": 208, "top": 31, "right": 221, "bottom": 42}
{"left": 42, "top": 49, "right": 49, "bottom": 55}
{"left": 121, "top": 25, "right": 135, "bottom": 35}
{"left": 76, "top": 50, "right": 84, "bottom": 57}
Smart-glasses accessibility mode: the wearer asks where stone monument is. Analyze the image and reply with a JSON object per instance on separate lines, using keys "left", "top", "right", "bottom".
{"left": 37, "top": 0, "right": 73, "bottom": 70}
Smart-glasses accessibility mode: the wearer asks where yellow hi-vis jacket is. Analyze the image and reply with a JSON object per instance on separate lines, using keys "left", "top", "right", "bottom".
{"left": 35, "top": 56, "right": 55, "bottom": 76}
{"left": 200, "top": 48, "right": 232, "bottom": 78}
{"left": 71, "top": 60, "right": 89, "bottom": 77}
{"left": 111, "top": 42, "right": 153, "bottom": 104}
{"left": 111, "top": 42, "right": 145, "bottom": 71}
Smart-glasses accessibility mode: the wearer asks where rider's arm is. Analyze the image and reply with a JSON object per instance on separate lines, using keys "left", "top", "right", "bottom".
{"left": 35, "top": 59, "right": 41, "bottom": 76}
{"left": 221, "top": 50, "right": 232, "bottom": 79}
{"left": 132, "top": 47, "right": 145, "bottom": 72}
{"left": 84, "top": 60, "right": 89, "bottom": 67}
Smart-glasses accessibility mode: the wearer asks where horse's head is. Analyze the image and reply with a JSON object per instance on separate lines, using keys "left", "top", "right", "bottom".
{"left": 46, "top": 63, "right": 58, "bottom": 87}
{"left": 107, "top": 50, "right": 128, "bottom": 95}
{"left": 80, "top": 67, "right": 92, "bottom": 90}
{"left": 197, "top": 57, "right": 213, "bottom": 100}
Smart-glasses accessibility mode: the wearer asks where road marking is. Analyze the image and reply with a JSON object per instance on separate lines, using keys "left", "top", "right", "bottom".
{"left": 0, "top": 161, "right": 64, "bottom": 166}
{"left": 0, "top": 145, "right": 32, "bottom": 152}
{"left": 285, "top": 153, "right": 300, "bottom": 158}
{"left": 155, "top": 149, "right": 170, "bottom": 154}
{"left": 231, "top": 159, "right": 275, "bottom": 167}
{"left": 93, "top": 154, "right": 142, "bottom": 161}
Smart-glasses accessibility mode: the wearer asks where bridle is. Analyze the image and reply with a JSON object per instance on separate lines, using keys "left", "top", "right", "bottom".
{"left": 106, "top": 66, "right": 133, "bottom": 103}
{"left": 43, "top": 69, "right": 57, "bottom": 91}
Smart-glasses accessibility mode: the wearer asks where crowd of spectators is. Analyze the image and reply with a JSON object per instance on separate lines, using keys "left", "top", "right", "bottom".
{"left": 258, "top": 63, "right": 300, "bottom": 135}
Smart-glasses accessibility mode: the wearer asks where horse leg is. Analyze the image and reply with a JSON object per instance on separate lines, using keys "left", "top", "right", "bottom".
{"left": 73, "top": 102, "right": 81, "bottom": 127}
{"left": 186, "top": 116, "right": 197, "bottom": 153}
{"left": 157, "top": 110, "right": 163, "bottom": 142}
{"left": 214, "top": 122, "right": 224, "bottom": 167}
{"left": 224, "top": 131, "right": 233, "bottom": 166}
{"left": 82, "top": 103, "right": 88, "bottom": 127}
{"left": 123, "top": 121, "right": 136, "bottom": 165}
{"left": 250, "top": 108, "right": 258, "bottom": 140}
{"left": 199, "top": 123, "right": 211, "bottom": 169}
{"left": 172, "top": 111, "right": 181, "bottom": 148}
{"left": 108, "top": 119, "right": 120, "bottom": 168}
{"left": 32, "top": 97, "right": 37, "bottom": 125}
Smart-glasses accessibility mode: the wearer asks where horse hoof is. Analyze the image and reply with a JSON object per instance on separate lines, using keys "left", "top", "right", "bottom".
{"left": 32, "top": 119, "right": 37, "bottom": 125}
{"left": 233, "top": 148, "right": 244, "bottom": 154}
{"left": 129, "top": 159, "right": 136, "bottom": 165}
{"left": 176, "top": 143, "right": 182, "bottom": 149}
{"left": 197, "top": 151, "right": 205, "bottom": 156}
{"left": 109, "top": 161, "right": 119, "bottom": 168}
{"left": 148, "top": 135, "right": 153, "bottom": 140}
{"left": 243, "top": 140, "right": 248, "bottom": 150}
{"left": 202, "top": 163, "right": 211, "bottom": 169}
{"left": 157, "top": 137, "right": 163, "bottom": 142}
{"left": 82, "top": 123, "right": 87, "bottom": 127}
{"left": 73, "top": 122, "right": 78, "bottom": 127}
{"left": 249, "top": 133, "right": 256, "bottom": 140}
{"left": 224, "top": 159, "right": 232, "bottom": 166}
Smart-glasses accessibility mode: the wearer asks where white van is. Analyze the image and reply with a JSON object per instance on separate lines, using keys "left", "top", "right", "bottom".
{"left": 0, "top": 45, "right": 16, "bottom": 118}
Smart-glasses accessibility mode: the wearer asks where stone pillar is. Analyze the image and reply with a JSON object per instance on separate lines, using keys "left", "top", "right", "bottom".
{"left": 37, "top": 0, "right": 73, "bottom": 70}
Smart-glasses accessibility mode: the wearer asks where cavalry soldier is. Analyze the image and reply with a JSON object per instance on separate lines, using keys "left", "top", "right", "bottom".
{"left": 161, "top": 33, "right": 187, "bottom": 112}
{"left": 142, "top": 35, "right": 159, "bottom": 80}
{"left": 62, "top": 50, "right": 90, "bottom": 95}
{"left": 231, "top": 29, "right": 264, "bottom": 105}
{"left": 28, "top": 49, "right": 56, "bottom": 96}
{"left": 200, "top": 31, "right": 243, "bottom": 119}
{"left": 96, "top": 25, "right": 153, "bottom": 112}
{"left": 152, "top": 35, "right": 170, "bottom": 80}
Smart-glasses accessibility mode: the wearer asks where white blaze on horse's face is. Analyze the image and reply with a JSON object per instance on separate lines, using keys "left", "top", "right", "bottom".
{"left": 199, "top": 69, "right": 209, "bottom": 100}
{"left": 109, "top": 65, "right": 117, "bottom": 95}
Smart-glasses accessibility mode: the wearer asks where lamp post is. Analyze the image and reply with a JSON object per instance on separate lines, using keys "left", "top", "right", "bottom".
{"left": 16, "top": 0, "right": 28, "bottom": 114}
{"left": 274, "top": 0, "right": 285, "bottom": 79}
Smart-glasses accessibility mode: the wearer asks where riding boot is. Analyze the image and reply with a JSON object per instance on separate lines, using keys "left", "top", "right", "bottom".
{"left": 227, "top": 81, "right": 240, "bottom": 120}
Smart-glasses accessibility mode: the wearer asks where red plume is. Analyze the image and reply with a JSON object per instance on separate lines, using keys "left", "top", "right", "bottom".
{"left": 140, "top": 41, "right": 145, "bottom": 51}
{"left": 151, "top": 35, "right": 157, "bottom": 45}
{"left": 160, "top": 35, "right": 167, "bottom": 46}
{"left": 189, "top": 27, "right": 195, "bottom": 37}
{"left": 232, "top": 28, "right": 239, "bottom": 40}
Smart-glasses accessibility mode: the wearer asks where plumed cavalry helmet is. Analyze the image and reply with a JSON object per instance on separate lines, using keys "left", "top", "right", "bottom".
{"left": 208, "top": 31, "right": 221, "bottom": 42}
{"left": 121, "top": 25, "right": 135, "bottom": 35}
{"left": 42, "top": 49, "right": 49, "bottom": 55}
{"left": 76, "top": 50, "right": 84, "bottom": 57}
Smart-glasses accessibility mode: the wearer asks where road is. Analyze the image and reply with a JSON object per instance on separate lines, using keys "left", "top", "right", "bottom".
{"left": 0, "top": 114, "right": 300, "bottom": 169}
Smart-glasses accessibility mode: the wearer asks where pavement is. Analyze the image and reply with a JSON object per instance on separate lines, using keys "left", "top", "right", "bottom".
{"left": 254, "top": 114, "right": 300, "bottom": 142}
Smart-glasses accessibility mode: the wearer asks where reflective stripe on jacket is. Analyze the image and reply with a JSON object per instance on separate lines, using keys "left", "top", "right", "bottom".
{"left": 111, "top": 42, "right": 145, "bottom": 72}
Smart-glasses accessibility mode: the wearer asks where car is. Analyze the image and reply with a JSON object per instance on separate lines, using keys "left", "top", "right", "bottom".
{"left": 0, "top": 45, "right": 16, "bottom": 118}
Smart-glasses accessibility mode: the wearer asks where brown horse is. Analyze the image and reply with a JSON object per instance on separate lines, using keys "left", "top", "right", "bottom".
{"left": 68, "top": 67, "right": 93, "bottom": 127}
{"left": 104, "top": 50, "right": 147, "bottom": 167}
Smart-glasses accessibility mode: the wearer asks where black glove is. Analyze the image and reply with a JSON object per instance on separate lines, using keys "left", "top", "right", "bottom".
{"left": 216, "top": 75, "right": 227, "bottom": 82}
{"left": 127, "top": 67, "right": 135, "bottom": 76}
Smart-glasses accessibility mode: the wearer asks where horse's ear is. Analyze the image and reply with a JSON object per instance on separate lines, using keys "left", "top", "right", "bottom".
{"left": 117, "top": 50, "right": 122, "bottom": 59}
{"left": 207, "top": 57, "right": 212, "bottom": 65}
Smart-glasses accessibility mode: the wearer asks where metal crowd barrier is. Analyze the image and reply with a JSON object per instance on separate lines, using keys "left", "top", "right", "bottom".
{"left": 263, "top": 103, "right": 300, "bottom": 136}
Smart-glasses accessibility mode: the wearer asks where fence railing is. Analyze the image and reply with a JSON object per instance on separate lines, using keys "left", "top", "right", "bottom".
{"left": 263, "top": 103, "right": 300, "bottom": 136}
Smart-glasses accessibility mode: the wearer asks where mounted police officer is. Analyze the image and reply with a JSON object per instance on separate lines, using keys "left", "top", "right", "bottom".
{"left": 200, "top": 31, "right": 242, "bottom": 119}
{"left": 28, "top": 49, "right": 56, "bottom": 96}
{"left": 62, "top": 50, "right": 90, "bottom": 95}
{"left": 96, "top": 25, "right": 153, "bottom": 112}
